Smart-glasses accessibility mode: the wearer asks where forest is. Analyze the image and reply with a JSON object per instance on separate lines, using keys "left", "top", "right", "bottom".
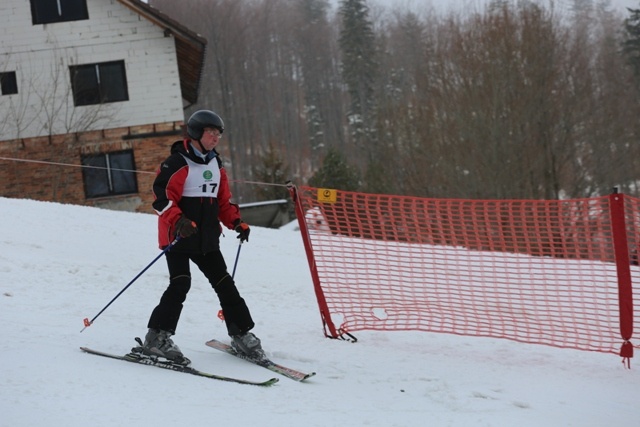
{"left": 149, "top": 0, "right": 640, "bottom": 203}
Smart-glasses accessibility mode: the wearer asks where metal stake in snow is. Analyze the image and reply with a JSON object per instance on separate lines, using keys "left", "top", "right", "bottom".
{"left": 81, "top": 237, "right": 180, "bottom": 332}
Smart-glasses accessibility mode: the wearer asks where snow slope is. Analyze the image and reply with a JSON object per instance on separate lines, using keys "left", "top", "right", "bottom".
{"left": 1, "top": 197, "right": 637, "bottom": 427}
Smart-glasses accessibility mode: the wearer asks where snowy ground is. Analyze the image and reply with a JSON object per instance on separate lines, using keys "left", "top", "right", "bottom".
{"left": 1, "top": 197, "right": 638, "bottom": 427}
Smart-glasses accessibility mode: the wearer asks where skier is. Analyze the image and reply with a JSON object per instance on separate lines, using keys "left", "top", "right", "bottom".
{"left": 137, "top": 109, "right": 263, "bottom": 366}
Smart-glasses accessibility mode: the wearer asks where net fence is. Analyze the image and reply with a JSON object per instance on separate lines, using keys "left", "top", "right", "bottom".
{"left": 291, "top": 186, "right": 639, "bottom": 359}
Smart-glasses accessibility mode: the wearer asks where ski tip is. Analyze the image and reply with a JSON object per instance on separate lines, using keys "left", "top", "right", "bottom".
{"left": 289, "top": 372, "right": 316, "bottom": 382}
{"left": 265, "top": 378, "right": 280, "bottom": 386}
{"left": 301, "top": 372, "right": 317, "bottom": 382}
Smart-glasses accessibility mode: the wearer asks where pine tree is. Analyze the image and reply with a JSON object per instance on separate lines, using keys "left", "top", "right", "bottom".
{"left": 338, "top": 0, "right": 378, "bottom": 148}
{"left": 252, "top": 142, "right": 291, "bottom": 201}
{"left": 296, "top": 0, "right": 332, "bottom": 160}
{"left": 623, "top": 5, "right": 640, "bottom": 87}
{"left": 308, "top": 147, "right": 360, "bottom": 191}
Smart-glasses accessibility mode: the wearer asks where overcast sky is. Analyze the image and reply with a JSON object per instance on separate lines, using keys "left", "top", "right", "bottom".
{"left": 357, "top": 0, "right": 639, "bottom": 15}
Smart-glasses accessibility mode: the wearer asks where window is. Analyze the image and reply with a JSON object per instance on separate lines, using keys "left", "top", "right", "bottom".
{"left": 70, "top": 61, "right": 129, "bottom": 106}
{"left": 30, "top": 0, "right": 89, "bottom": 25}
{"left": 0, "top": 72, "right": 18, "bottom": 95}
{"left": 82, "top": 150, "right": 138, "bottom": 198}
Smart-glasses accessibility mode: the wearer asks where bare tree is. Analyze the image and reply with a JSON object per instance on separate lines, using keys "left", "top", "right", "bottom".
{"left": 151, "top": 0, "right": 345, "bottom": 200}
{"left": 292, "top": 0, "right": 345, "bottom": 169}
{"left": 375, "top": 1, "right": 639, "bottom": 199}
{"left": 0, "top": 57, "right": 34, "bottom": 141}
{"left": 149, "top": 0, "right": 640, "bottom": 199}
{"left": 2, "top": 49, "right": 120, "bottom": 201}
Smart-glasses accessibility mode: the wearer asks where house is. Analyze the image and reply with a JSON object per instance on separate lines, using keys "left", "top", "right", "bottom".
{"left": 0, "top": 0, "right": 206, "bottom": 212}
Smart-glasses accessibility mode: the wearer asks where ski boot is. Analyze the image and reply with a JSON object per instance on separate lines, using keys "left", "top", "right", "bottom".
{"left": 135, "top": 329, "right": 191, "bottom": 366}
{"left": 231, "top": 332, "right": 266, "bottom": 360}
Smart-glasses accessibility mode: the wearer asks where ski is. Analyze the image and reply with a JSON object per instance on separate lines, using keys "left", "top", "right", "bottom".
{"left": 205, "top": 339, "right": 316, "bottom": 382}
{"left": 80, "top": 347, "right": 279, "bottom": 387}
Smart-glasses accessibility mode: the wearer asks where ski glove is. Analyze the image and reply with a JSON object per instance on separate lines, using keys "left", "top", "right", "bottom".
{"left": 174, "top": 215, "right": 198, "bottom": 238}
{"left": 234, "top": 220, "right": 250, "bottom": 243}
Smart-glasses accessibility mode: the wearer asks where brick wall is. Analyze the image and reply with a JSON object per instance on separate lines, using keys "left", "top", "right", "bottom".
{"left": 0, "top": 122, "right": 184, "bottom": 213}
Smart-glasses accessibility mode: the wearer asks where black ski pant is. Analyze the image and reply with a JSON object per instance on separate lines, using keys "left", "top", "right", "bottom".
{"left": 147, "top": 249, "right": 255, "bottom": 336}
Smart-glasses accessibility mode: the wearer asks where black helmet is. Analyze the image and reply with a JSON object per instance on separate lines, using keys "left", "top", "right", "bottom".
{"left": 187, "top": 110, "right": 225, "bottom": 140}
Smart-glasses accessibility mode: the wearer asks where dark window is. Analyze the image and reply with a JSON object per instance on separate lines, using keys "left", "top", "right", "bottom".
{"left": 82, "top": 150, "right": 138, "bottom": 198}
{"left": 0, "top": 72, "right": 18, "bottom": 95}
{"left": 30, "top": 0, "right": 89, "bottom": 25}
{"left": 70, "top": 61, "right": 129, "bottom": 106}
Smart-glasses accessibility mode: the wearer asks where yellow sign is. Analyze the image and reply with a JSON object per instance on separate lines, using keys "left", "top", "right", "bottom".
{"left": 317, "top": 188, "right": 337, "bottom": 203}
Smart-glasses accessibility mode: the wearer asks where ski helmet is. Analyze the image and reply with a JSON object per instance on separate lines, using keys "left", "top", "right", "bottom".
{"left": 186, "top": 110, "right": 225, "bottom": 140}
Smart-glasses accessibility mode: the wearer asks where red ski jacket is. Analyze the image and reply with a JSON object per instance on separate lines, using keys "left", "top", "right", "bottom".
{"left": 152, "top": 139, "right": 241, "bottom": 253}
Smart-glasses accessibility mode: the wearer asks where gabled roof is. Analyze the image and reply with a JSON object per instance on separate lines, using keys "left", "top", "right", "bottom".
{"left": 116, "top": 0, "right": 206, "bottom": 105}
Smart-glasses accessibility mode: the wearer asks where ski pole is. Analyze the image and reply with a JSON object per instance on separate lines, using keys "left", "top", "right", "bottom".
{"left": 81, "top": 237, "right": 180, "bottom": 332}
{"left": 231, "top": 241, "right": 243, "bottom": 279}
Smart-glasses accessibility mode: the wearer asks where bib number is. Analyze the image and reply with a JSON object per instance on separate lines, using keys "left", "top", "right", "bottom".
{"left": 201, "top": 183, "right": 218, "bottom": 193}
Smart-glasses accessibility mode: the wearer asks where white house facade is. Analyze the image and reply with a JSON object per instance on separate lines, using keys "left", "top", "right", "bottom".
{"left": 0, "top": 0, "right": 206, "bottom": 212}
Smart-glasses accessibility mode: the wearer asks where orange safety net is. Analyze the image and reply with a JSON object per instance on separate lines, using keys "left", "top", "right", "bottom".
{"left": 291, "top": 186, "right": 639, "bottom": 360}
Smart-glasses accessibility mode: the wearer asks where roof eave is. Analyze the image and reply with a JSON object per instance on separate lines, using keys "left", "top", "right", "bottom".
{"left": 116, "top": 0, "right": 207, "bottom": 105}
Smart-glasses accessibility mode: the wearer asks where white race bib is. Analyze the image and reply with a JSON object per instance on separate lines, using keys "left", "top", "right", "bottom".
{"left": 180, "top": 155, "right": 221, "bottom": 198}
